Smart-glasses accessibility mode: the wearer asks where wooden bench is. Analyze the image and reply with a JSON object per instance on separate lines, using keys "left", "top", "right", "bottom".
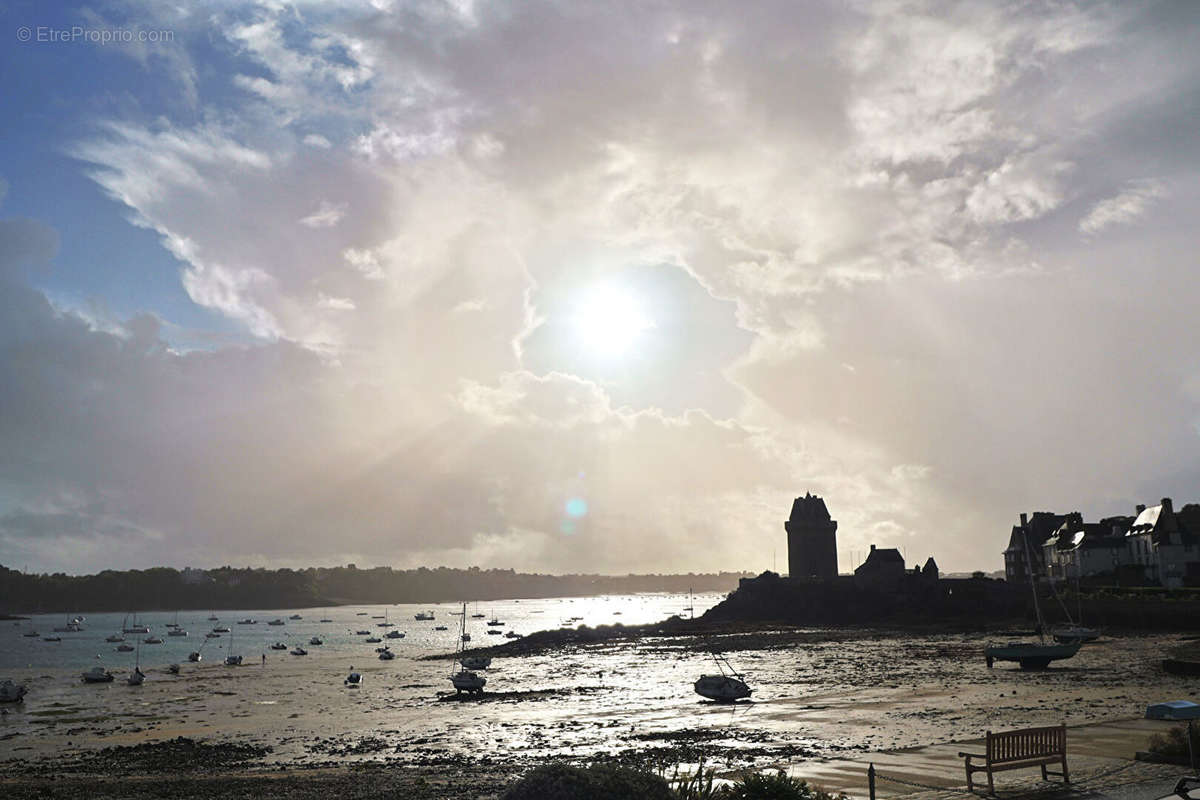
{"left": 958, "top": 724, "right": 1069, "bottom": 794}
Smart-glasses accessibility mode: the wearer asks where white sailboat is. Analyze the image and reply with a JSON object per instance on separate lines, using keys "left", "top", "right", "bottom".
{"left": 450, "top": 602, "right": 486, "bottom": 695}
{"left": 694, "top": 651, "right": 752, "bottom": 702}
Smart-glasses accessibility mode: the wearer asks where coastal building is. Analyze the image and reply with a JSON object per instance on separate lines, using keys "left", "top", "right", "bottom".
{"left": 854, "top": 545, "right": 905, "bottom": 589}
{"left": 1010, "top": 497, "right": 1200, "bottom": 588}
{"left": 1003, "top": 511, "right": 1072, "bottom": 583}
{"left": 785, "top": 493, "right": 838, "bottom": 579}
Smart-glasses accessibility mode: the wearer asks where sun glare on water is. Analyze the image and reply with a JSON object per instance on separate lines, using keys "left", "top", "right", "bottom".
{"left": 572, "top": 285, "right": 655, "bottom": 358}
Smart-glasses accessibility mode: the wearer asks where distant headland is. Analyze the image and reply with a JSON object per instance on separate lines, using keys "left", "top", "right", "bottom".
{"left": 0, "top": 563, "right": 751, "bottom": 615}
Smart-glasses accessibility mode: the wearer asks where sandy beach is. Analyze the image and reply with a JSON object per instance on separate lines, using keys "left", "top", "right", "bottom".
{"left": 3, "top": 627, "right": 1198, "bottom": 797}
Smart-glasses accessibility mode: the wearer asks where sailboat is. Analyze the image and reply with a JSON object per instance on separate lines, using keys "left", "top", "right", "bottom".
{"left": 224, "top": 627, "right": 243, "bottom": 666}
{"left": 168, "top": 611, "right": 188, "bottom": 636}
{"left": 127, "top": 639, "right": 145, "bottom": 686}
{"left": 123, "top": 612, "right": 149, "bottom": 634}
{"left": 1051, "top": 559, "right": 1100, "bottom": 643}
{"left": 449, "top": 602, "right": 486, "bottom": 695}
{"left": 377, "top": 609, "right": 394, "bottom": 628}
{"left": 694, "top": 650, "right": 752, "bottom": 702}
{"left": 985, "top": 528, "right": 1081, "bottom": 670}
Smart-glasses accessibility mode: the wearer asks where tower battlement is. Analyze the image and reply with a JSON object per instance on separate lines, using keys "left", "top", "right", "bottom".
{"left": 785, "top": 492, "right": 838, "bottom": 579}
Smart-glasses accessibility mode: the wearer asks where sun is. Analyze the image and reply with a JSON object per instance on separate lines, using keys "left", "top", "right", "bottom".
{"left": 571, "top": 285, "right": 655, "bottom": 358}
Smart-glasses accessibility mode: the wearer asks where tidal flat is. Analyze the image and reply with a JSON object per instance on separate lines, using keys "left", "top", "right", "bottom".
{"left": 2, "top": 627, "right": 1195, "bottom": 798}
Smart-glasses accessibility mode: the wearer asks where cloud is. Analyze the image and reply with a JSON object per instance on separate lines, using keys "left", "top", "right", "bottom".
{"left": 1079, "top": 179, "right": 1168, "bottom": 234}
{"left": 299, "top": 200, "right": 348, "bottom": 229}
{"left": 6, "top": 0, "right": 1199, "bottom": 575}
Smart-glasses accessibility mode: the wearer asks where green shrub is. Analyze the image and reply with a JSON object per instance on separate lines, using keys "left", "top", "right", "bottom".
{"left": 1148, "top": 725, "right": 1200, "bottom": 758}
{"left": 501, "top": 763, "right": 675, "bottom": 800}
{"left": 721, "top": 771, "right": 846, "bottom": 800}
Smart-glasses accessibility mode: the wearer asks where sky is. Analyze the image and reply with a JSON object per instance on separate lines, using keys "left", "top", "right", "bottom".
{"left": 1, "top": 0, "right": 1199, "bottom": 577}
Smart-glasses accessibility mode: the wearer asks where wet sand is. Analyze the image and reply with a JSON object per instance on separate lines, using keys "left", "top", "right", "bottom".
{"left": 2, "top": 629, "right": 1196, "bottom": 797}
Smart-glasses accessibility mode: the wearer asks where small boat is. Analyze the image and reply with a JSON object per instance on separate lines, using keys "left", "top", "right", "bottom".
{"left": 486, "top": 629, "right": 502, "bottom": 635}
{"left": 289, "top": 614, "right": 302, "bottom": 620}
{"left": 22, "top": 630, "right": 39, "bottom": 638}
{"left": 356, "top": 612, "right": 368, "bottom": 616}
{"left": 504, "top": 631, "right": 521, "bottom": 639}
{"left": 212, "top": 626, "right": 230, "bottom": 633}
{"left": 486, "top": 618, "right": 503, "bottom": 627}
{"left": 355, "top": 630, "right": 370, "bottom": 635}
{"left": 319, "top": 618, "right": 332, "bottom": 623}
{"left": 168, "top": 664, "right": 180, "bottom": 675}
{"left": 378, "top": 648, "right": 395, "bottom": 660}
{"left": 237, "top": 619, "right": 257, "bottom": 625}
{"left": 1051, "top": 624, "right": 1100, "bottom": 644}
{"left": 205, "top": 632, "right": 221, "bottom": 639}
{"left": 188, "top": 651, "right": 202, "bottom": 662}
{"left": 167, "top": 628, "right": 188, "bottom": 637}
{"left": 82, "top": 666, "right": 113, "bottom": 686}
{"left": 346, "top": 671, "right": 364, "bottom": 686}
{"left": 122, "top": 614, "right": 149, "bottom": 634}
{"left": 461, "top": 655, "right": 492, "bottom": 670}
{"left": 0, "top": 680, "right": 28, "bottom": 703}
{"left": 385, "top": 630, "right": 404, "bottom": 639}
{"left": 461, "top": 633, "right": 471, "bottom": 642}
{"left": 985, "top": 640, "right": 1080, "bottom": 669}
{"left": 290, "top": 647, "right": 308, "bottom": 656}
{"left": 270, "top": 642, "right": 287, "bottom": 650}
{"left": 365, "top": 636, "right": 382, "bottom": 643}
{"left": 224, "top": 628, "right": 242, "bottom": 665}
{"left": 117, "top": 643, "right": 135, "bottom": 652}
{"left": 309, "top": 636, "right": 323, "bottom": 646}
{"left": 127, "top": 639, "right": 146, "bottom": 685}
{"left": 268, "top": 619, "right": 286, "bottom": 626}
{"left": 435, "top": 625, "right": 449, "bottom": 631}
{"left": 82, "top": 666, "right": 114, "bottom": 683}
{"left": 450, "top": 602, "right": 486, "bottom": 695}
{"left": 42, "top": 636, "right": 61, "bottom": 642}
{"left": 451, "top": 668, "right": 486, "bottom": 694}
{"left": 53, "top": 621, "right": 83, "bottom": 632}
{"left": 415, "top": 611, "right": 435, "bottom": 621}
{"left": 106, "top": 634, "right": 125, "bottom": 643}
{"left": 985, "top": 526, "right": 1082, "bottom": 670}
{"left": 694, "top": 652, "right": 752, "bottom": 702}
{"left": 470, "top": 613, "right": 485, "bottom": 619}
{"left": 207, "top": 614, "right": 219, "bottom": 621}
{"left": 144, "top": 636, "right": 163, "bottom": 644}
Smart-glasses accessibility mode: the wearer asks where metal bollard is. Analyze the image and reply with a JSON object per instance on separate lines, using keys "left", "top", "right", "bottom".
{"left": 868, "top": 762, "right": 876, "bottom": 800}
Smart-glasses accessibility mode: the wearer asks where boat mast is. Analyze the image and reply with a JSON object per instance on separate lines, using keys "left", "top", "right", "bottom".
{"left": 1021, "top": 527, "right": 1046, "bottom": 643}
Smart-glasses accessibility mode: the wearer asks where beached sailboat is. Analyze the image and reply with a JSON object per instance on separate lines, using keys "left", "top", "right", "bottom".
{"left": 378, "top": 647, "right": 395, "bottom": 660}
{"left": 1050, "top": 560, "right": 1100, "bottom": 643}
{"left": 81, "top": 666, "right": 114, "bottom": 683}
{"left": 0, "top": 679, "right": 28, "bottom": 703}
{"left": 127, "top": 639, "right": 145, "bottom": 686}
{"left": 449, "top": 603, "right": 486, "bottom": 695}
{"left": 415, "top": 610, "right": 435, "bottom": 621}
{"left": 694, "top": 651, "right": 752, "bottom": 702}
{"left": 986, "top": 527, "right": 1081, "bottom": 669}
{"left": 224, "top": 627, "right": 243, "bottom": 666}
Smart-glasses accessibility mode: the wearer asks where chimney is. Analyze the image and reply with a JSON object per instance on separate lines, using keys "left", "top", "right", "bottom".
{"left": 1162, "top": 497, "right": 1173, "bottom": 514}
{"left": 870, "top": 544, "right": 876, "bottom": 551}
{"left": 1019, "top": 513, "right": 1028, "bottom": 527}
{"left": 1136, "top": 504, "right": 1146, "bottom": 514}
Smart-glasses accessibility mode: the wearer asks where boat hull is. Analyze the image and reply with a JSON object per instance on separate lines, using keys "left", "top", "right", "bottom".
{"left": 985, "top": 641, "right": 1081, "bottom": 670}
{"left": 694, "top": 675, "right": 752, "bottom": 702}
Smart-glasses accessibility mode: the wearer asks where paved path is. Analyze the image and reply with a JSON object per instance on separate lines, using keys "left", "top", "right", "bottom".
{"left": 782, "top": 718, "right": 1192, "bottom": 800}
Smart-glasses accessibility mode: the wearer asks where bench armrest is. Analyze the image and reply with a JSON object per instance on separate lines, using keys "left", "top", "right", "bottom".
{"left": 958, "top": 751, "right": 986, "bottom": 759}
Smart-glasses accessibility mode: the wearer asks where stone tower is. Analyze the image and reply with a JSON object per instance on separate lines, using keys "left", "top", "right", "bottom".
{"left": 785, "top": 493, "right": 838, "bottom": 579}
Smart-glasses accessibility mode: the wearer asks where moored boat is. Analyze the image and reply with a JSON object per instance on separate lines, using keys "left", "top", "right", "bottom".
{"left": 82, "top": 666, "right": 114, "bottom": 683}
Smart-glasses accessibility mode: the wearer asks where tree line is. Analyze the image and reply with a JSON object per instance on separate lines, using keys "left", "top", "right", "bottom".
{"left": 0, "top": 563, "right": 750, "bottom": 614}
